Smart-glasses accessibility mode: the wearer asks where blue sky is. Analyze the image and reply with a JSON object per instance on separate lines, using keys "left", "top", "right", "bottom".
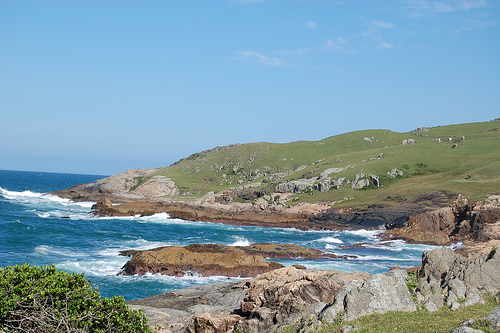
{"left": 1, "top": 0, "right": 498, "bottom": 175}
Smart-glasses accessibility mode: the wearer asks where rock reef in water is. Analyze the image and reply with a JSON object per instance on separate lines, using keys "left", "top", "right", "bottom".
{"left": 119, "top": 243, "right": 352, "bottom": 278}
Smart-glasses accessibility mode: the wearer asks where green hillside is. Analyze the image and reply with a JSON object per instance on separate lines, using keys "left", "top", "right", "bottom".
{"left": 153, "top": 120, "right": 500, "bottom": 208}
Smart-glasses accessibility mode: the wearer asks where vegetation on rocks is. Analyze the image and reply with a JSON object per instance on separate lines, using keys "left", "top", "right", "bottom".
{"left": 304, "top": 294, "right": 499, "bottom": 333}
{"left": 0, "top": 264, "right": 151, "bottom": 333}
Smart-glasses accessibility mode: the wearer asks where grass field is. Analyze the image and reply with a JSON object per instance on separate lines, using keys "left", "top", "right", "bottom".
{"left": 149, "top": 120, "right": 500, "bottom": 208}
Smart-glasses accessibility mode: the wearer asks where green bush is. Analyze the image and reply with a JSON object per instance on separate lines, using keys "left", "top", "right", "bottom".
{"left": 0, "top": 264, "right": 151, "bottom": 333}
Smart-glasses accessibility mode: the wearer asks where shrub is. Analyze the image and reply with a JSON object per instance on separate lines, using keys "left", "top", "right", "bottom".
{"left": 0, "top": 264, "right": 151, "bottom": 333}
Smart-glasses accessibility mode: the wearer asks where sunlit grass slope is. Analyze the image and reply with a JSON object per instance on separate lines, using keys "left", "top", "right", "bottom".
{"left": 153, "top": 120, "right": 500, "bottom": 208}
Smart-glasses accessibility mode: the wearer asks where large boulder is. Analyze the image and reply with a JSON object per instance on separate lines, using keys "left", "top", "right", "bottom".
{"left": 319, "top": 269, "right": 416, "bottom": 322}
{"left": 417, "top": 247, "right": 500, "bottom": 312}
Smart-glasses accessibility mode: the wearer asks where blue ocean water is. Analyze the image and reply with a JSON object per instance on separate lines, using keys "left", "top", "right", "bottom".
{"left": 0, "top": 170, "right": 441, "bottom": 300}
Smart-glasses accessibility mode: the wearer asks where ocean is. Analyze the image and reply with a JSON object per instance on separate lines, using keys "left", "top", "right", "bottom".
{"left": 0, "top": 170, "right": 441, "bottom": 301}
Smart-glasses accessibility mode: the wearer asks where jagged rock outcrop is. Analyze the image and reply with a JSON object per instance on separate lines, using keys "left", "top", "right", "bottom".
{"left": 417, "top": 247, "right": 500, "bottom": 312}
{"left": 318, "top": 269, "right": 416, "bottom": 322}
{"left": 275, "top": 179, "right": 315, "bottom": 194}
{"left": 119, "top": 243, "right": 350, "bottom": 278}
{"left": 90, "top": 196, "right": 113, "bottom": 210}
{"left": 384, "top": 195, "right": 500, "bottom": 246}
{"left": 235, "top": 267, "right": 370, "bottom": 333}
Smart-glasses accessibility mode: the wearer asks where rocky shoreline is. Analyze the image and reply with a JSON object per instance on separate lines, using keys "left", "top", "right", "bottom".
{"left": 127, "top": 246, "right": 500, "bottom": 333}
{"left": 51, "top": 172, "right": 500, "bottom": 332}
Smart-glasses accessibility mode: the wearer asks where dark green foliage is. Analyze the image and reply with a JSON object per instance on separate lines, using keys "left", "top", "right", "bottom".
{"left": 0, "top": 264, "right": 151, "bottom": 333}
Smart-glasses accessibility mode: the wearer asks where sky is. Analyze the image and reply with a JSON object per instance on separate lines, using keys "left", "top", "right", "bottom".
{"left": 0, "top": 0, "right": 499, "bottom": 176}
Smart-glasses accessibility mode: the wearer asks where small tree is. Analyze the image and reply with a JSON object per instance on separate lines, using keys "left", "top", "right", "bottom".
{"left": 0, "top": 264, "right": 151, "bottom": 333}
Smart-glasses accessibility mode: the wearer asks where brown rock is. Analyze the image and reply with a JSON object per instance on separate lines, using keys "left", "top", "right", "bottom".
{"left": 120, "top": 244, "right": 279, "bottom": 278}
{"left": 120, "top": 243, "right": 353, "bottom": 278}
{"left": 237, "top": 266, "right": 370, "bottom": 332}
{"left": 90, "top": 196, "right": 113, "bottom": 210}
{"left": 383, "top": 195, "right": 500, "bottom": 247}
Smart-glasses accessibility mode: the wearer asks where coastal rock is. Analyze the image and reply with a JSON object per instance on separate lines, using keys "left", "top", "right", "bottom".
{"left": 129, "top": 247, "right": 500, "bottom": 333}
{"left": 120, "top": 243, "right": 350, "bottom": 278}
{"left": 237, "top": 267, "right": 370, "bottom": 332}
{"left": 90, "top": 196, "right": 113, "bottom": 210}
{"left": 319, "top": 269, "right": 416, "bottom": 322}
{"left": 416, "top": 246, "right": 500, "bottom": 312}
{"left": 383, "top": 195, "right": 500, "bottom": 246}
{"left": 127, "top": 281, "right": 245, "bottom": 333}
{"left": 310, "top": 202, "right": 426, "bottom": 230}
{"left": 120, "top": 244, "right": 280, "bottom": 278}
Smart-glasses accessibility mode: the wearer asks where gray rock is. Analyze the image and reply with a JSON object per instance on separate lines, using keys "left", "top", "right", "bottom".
{"left": 314, "top": 180, "right": 331, "bottom": 192}
{"left": 402, "top": 139, "right": 416, "bottom": 145}
{"left": 388, "top": 168, "right": 403, "bottom": 177}
{"left": 450, "top": 327, "right": 484, "bottom": 333}
{"left": 322, "top": 270, "right": 416, "bottom": 322}
{"left": 351, "top": 173, "right": 370, "bottom": 190}
{"left": 318, "top": 166, "right": 351, "bottom": 180}
{"left": 370, "top": 175, "right": 380, "bottom": 187}
{"left": 275, "top": 179, "right": 315, "bottom": 193}
{"left": 484, "top": 306, "right": 500, "bottom": 330}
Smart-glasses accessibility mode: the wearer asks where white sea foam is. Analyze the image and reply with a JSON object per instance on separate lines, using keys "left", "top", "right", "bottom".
{"left": 316, "top": 236, "right": 343, "bottom": 244}
{"left": 1, "top": 187, "right": 43, "bottom": 199}
{"left": 354, "top": 254, "right": 419, "bottom": 261}
{"left": 35, "top": 245, "right": 87, "bottom": 258}
{"left": 230, "top": 237, "right": 251, "bottom": 247}
{"left": 57, "top": 258, "right": 126, "bottom": 277}
{"left": 344, "top": 229, "right": 384, "bottom": 238}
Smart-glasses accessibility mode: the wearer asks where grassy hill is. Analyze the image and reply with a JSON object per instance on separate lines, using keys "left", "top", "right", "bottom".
{"left": 150, "top": 120, "right": 500, "bottom": 209}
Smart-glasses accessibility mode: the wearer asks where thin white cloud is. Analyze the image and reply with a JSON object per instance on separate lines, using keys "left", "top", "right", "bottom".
{"left": 378, "top": 42, "right": 395, "bottom": 49}
{"left": 278, "top": 48, "right": 311, "bottom": 56}
{"left": 370, "top": 19, "right": 394, "bottom": 29}
{"left": 233, "top": 0, "right": 265, "bottom": 3}
{"left": 405, "top": 0, "right": 487, "bottom": 15}
{"left": 460, "top": 0, "right": 487, "bottom": 10}
{"left": 433, "top": 2, "right": 454, "bottom": 12}
{"left": 305, "top": 21, "right": 317, "bottom": 30}
{"left": 238, "top": 50, "right": 288, "bottom": 67}
{"left": 322, "top": 37, "right": 348, "bottom": 52}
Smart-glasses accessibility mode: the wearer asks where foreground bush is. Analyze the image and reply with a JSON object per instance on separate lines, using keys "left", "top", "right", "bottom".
{"left": 0, "top": 264, "right": 151, "bottom": 333}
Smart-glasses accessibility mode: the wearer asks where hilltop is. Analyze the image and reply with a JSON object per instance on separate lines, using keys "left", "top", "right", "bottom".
{"left": 53, "top": 119, "right": 500, "bottom": 232}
